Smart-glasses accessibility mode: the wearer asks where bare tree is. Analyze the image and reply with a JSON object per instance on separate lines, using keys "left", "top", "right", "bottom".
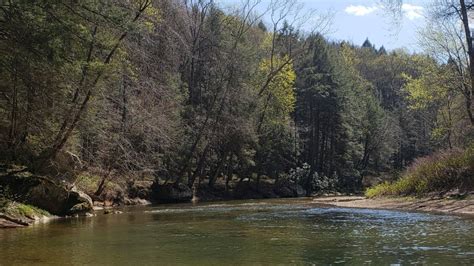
{"left": 384, "top": 0, "right": 474, "bottom": 125}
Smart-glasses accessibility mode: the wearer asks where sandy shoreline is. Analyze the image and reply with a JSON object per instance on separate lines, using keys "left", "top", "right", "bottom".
{"left": 313, "top": 196, "right": 474, "bottom": 216}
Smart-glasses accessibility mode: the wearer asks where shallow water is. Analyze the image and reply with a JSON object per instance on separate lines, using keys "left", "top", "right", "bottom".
{"left": 1, "top": 198, "right": 473, "bottom": 265}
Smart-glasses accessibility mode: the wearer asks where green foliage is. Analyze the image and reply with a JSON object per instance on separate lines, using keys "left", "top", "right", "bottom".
{"left": 312, "top": 172, "right": 338, "bottom": 193}
{"left": 257, "top": 56, "right": 296, "bottom": 119}
{"left": 1, "top": 0, "right": 472, "bottom": 197}
{"left": 366, "top": 144, "right": 474, "bottom": 198}
{"left": 75, "top": 174, "right": 102, "bottom": 195}
{"left": 286, "top": 163, "right": 338, "bottom": 194}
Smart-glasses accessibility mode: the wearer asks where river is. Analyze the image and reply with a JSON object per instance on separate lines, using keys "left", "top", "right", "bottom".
{"left": 1, "top": 198, "right": 473, "bottom": 265}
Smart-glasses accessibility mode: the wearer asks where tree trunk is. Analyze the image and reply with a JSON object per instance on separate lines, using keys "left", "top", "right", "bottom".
{"left": 209, "top": 152, "right": 227, "bottom": 188}
{"left": 459, "top": 0, "right": 474, "bottom": 126}
{"left": 39, "top": 3, "right": 150, "bottom": 165}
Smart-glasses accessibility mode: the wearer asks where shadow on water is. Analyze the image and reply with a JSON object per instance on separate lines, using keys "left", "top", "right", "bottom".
{"left": 1, "top": 198, "right": 473, "bottom": 265}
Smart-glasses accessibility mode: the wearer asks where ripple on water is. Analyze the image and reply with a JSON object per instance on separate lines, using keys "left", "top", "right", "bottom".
{"left": 1, "top": 199, "right": 474, "bottom": 265}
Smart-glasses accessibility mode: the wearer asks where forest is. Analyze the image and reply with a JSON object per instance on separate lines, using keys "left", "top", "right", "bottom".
{"left": 0, "top": 0, "right": 473, "bottom": 207}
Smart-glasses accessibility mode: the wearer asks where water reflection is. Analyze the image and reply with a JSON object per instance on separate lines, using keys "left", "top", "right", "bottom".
{"left": 0, "top": 198, "right": 473, "bottom": 265}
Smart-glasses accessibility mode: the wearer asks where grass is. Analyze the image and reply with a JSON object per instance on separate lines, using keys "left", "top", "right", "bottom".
{"left": 366, "top": 144, "right": 474, "bottom": 198}
{"left": 1, "top": 201, "right": 51, "bottom": 220}
{"left": 14, "top": 203, "right": 50, "bottom": 217}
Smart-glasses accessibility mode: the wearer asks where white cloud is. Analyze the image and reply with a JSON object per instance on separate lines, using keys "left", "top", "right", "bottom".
{"left": 344, "top": 5, "right": 378, "bottom": 16}
{"left": 402, "top": 4, "right": 424, "bottom": 20}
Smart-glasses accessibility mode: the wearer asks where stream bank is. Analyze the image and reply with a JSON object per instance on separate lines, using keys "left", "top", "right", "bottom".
{"left": 313, "top": 195, "right": 474, "bottom": 216}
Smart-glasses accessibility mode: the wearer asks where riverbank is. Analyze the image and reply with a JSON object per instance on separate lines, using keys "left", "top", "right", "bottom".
{"left": 313, "top": 195, "right": 474, "bottom": 216}
{"left": 0, "top": 201, "right": 54, "bottom": 228}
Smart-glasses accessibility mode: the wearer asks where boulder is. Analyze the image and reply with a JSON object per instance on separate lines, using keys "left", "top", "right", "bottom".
{"left": 151, "top": 182, "right": 192, "bottom": 203}
{"left": 67, "top": 188, "right": 94, "bottom": 214}
{"left": 127, "top": 180, "right": 153, "bottom": 200}
{"left": 0, "top": 166, "right": 93, "bottom": 215}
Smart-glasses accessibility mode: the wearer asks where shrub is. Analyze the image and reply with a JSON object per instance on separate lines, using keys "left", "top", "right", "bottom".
{"left": 287, "top": 163, "right": 311, "bottom": 184}
{"left": 312, "top": 172, "right": 338, "bottom": 193}
{"left": 287, "top": 163, "right": 338, "bottom": 194}
{"left": 75, "top": 173, "right": 102, "bottom": 195}
{"left": 366, "top": 145, "right": 474, "bottom": 198}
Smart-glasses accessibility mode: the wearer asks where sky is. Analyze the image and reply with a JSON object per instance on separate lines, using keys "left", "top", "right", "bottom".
{"left": 216, "top": 0, "right": 430, "bottom": 52}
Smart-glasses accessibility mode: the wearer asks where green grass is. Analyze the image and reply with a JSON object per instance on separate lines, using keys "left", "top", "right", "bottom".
{"left": 15, "top": 203, "right": 50, "bottom": 217}
{"left": 366, "top": 144, "right": 474, "bottom": 198}
{"left": 1, "top": 201, "right": 51, "bottom": 219}
{"left": 6, "top": 202, "right": 50, "bottom": 218}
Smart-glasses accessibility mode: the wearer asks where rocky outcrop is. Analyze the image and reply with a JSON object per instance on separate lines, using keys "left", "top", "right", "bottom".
{"left": 151, "top": 182, "right": 192, "bottom": 203}
{"left": 67, "top": 188, "right": 94, "bottom": 214}
{"left": 0, "top": 201, "right": 53, "bottom": 228}
{"left": 128, "top": 180, "right": 153, "bottom": 200}
{"left": 0, "top": 213, "right": 31, "bottom": 228}
{"left": 0, "top": 165, "right": 93, "bottom": 215}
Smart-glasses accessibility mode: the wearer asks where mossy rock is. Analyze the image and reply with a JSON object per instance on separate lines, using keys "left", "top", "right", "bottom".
{"left": 0, "top": 164, "right": 93, "bottom": 215}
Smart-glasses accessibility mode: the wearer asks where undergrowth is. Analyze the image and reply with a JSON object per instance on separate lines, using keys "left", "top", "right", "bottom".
{"left": 366, "top": 144, "right": 474, "bottom": 198}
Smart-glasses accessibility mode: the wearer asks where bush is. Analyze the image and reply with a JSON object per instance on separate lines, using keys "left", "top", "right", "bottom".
{"left": 75, "top": 173, "right": 102, "bottom": 195}
{"left": 366, "top": 145, "right": 474, "bottom": 198}
{"left": 286, "top": 163, "right": 338, "bottom": 194}
{"left": 312, "top": 172, "right": 338, "bottom": 193}
{"left": 287, "top": 163, "right": 311, "bottom": 184}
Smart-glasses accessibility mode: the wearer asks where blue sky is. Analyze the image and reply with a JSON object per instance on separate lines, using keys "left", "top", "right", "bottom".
{"left": 216, "top": 0, "right": 429, "bottom": 52}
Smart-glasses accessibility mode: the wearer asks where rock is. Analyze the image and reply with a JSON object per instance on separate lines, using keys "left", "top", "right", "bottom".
{"left": 0, "top": 213, "right": 31, "bottom": 227}
{"left": 445, "top": 189, "right": 467, "bottom": 199}
{"left": 124, "top": 180, "right": 153, "bottom": 205}
{"left": 151, "top": 182, "right": 192, "bottom": 203}
{"left": 68, "top": 202, "right": 91, "bottom": 214}
{"left": 93, "top": 203, "right": 104, "bottom": 211}
{"left": 123, "top": 197, "right": 151, "bottom": 205}
{"left": 128, "top": 180, "right": 153, "bottom": 200}
{"left": 0, "top": 165, "right": 93, "bottom": 215}
{"left": 103, "top": 209, "right": 123, "bottom": 215}
{"left": 101, "top": 186, "right": 127, "bottom": 206}
{"left": 67, "top": 188, "right": 94, "bottom": 215}
{"left": 0, "top": 218, "right": 27, "bottom": 228}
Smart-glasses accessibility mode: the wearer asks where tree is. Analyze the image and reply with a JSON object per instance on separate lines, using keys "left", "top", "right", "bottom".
{"left": 0, "top": 0, "right": 155, "bottom": 170}
{"left": 383, "top": 0, "right": 474, "bottom": 126}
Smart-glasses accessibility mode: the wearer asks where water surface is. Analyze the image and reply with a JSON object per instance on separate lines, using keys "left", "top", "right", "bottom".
{"left": 1, "top": 198, "right": 473, "bottom": 265}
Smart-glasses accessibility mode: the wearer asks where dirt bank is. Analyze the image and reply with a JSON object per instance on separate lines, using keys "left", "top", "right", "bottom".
{"left": 313, "top": 196, "right": 474, "bottom": 216}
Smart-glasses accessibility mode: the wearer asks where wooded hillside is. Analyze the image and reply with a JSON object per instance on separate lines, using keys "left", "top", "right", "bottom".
{"left": 1, "top": 0, "right": 472, "bottom": 197}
